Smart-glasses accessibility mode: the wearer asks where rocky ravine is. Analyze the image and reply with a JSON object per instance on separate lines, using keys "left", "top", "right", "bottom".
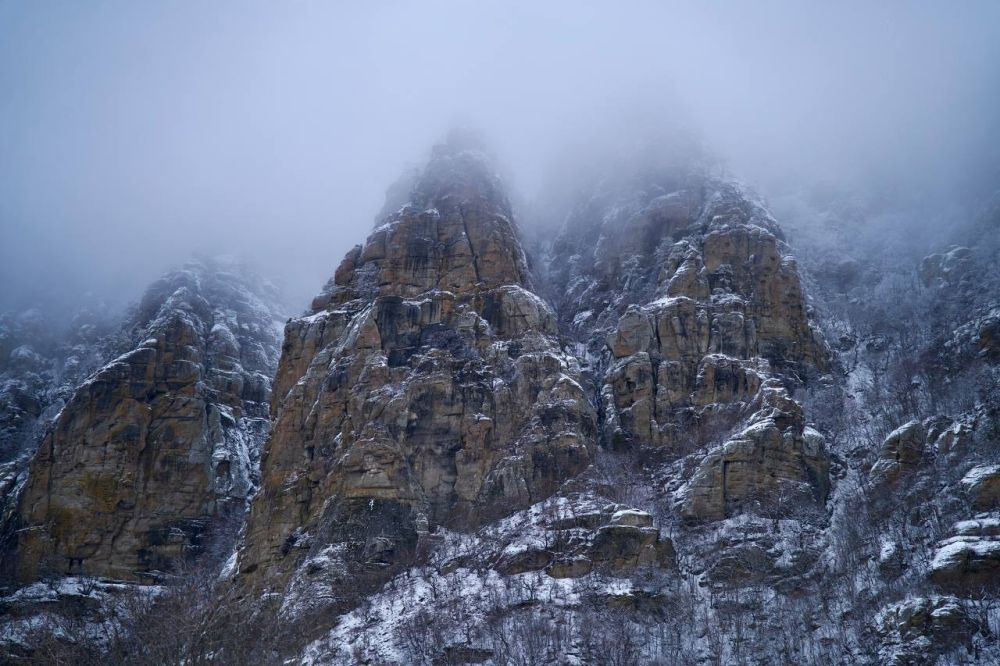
{"left": 5, "top": 258, "right": 285, "bottom": 583}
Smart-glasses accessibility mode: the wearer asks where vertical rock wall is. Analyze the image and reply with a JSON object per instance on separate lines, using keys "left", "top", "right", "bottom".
{"left": 11, "top": 260, "right": 283, "bottom": 582}
{"left": 237, "top": 139, "right": 596, "bottom": 606}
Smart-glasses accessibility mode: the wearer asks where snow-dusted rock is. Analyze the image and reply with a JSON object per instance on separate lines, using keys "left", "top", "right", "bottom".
{"left": 12, "top": 259, "right": 285, "bottom": 582}
{"left": 961, "top": 464, "right": 1000, "bottom": 511}
{"left": 870, "top": 420, "right": 928, "bottom": 485}
{"left": 919, "top": 246, "right": 973, "bottom": 288}
{"left": 610, "top": 508, "right": 653, "bottom": 527}
{"left": 929, "top": 530, "right": 1000, "bottom": 589}
{"left": 679, "top": 383, "right": 830, "bottom": 521}
{"left": 876, "top": 596, "right": 977, "bottom": 665}
{"left": 236, "top": 135, "right": 597, "bottom": 609}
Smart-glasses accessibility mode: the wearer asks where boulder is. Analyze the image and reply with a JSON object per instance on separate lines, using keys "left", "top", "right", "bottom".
{"left": 870, "top": 420, "right": 927, "bottom": 485}
{"left": 961, "top": 465, "right": 1000, "bottom": 511}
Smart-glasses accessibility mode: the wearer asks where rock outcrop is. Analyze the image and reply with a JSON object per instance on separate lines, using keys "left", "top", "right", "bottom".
{"left": 10, "top": 259, "right": 283, "bottom": 583}
{"left": 919, "top": 246, "right": 973, "bottom": 288}
{"left": 237, "top": 137, "right": 596, "bottom": 604}
{"left": 870, "top": 420, "right": 928, "bottom": 485}
{"left": 962, "top": 465, "right": 1000, "bottom": 511}
{"left": 493, "top": 503, "right": 675, "bottom": 579}
{"left": 679, "top": 382, "right": 829, "bottom": 521}
{"left": 549, "top": 171, "right": 831, "bottom": 522}
{"left": 228, "top": 146, "right": 834, "bottom": 650}
{"left": 2, "top": 127, "right": 1000, "bottom": 665}
{"left": 0, "top": 305, "right": 124, "bottom": 566}
{"left": 223, "top": 144, "right": 840, "bottom": 666}
{"left": 281, "top": 165, "right": 996, "bottom": 665}
{"left": 929, "top": 516, "right": 1000, "bottom": 590}
{"left": 0, "top": 306, "right": 116, "bottom": 462}
{"left": 876, "top": 596, "right": 978, "bottom": 665}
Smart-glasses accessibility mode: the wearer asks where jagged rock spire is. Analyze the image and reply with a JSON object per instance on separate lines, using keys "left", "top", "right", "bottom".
{"left": 236, "top": 138, "right": 595, "bottom": 613}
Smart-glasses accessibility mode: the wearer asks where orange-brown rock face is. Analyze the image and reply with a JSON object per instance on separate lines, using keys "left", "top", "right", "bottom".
{"left": 237, "top": 140, "right": 596, "bottom": 603}
{"left": 678, "top": 382, "right": 830, "bottom": 521}
{"left": 12, "top": 260, "right": 283, "bottom": 582}
{"left": 552, "top": 177, "right": 831, "bottom": 521}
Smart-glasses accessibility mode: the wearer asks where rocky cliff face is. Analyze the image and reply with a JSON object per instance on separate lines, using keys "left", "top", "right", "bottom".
{"left": 9, "top": 259, "right": 284, "bottom": 583}
{"left": 4, "top": 141, "right": 997, "bottom": 665}
{"left": 548, "top": 173, "right": 830, "bottom": 522}
{"left": 772, "top": 185, "right": 1000, "bottom": 664}
{"left": 0, "top": 304, "right": 122, "bottom": 577}
{"left": 237, "top": 138, "right": 597, "bottom": 610}
{"left": 229, "top": 144, "right": 838, "bottom": 663}
{"left": 288, "top": 173, "right": 1000, "bottom": 665}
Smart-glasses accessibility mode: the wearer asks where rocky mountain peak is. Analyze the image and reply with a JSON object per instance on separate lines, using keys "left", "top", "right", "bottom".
{"left": 3, "top": 144, "right": 998, "bottom": 664}
{"left": 7, "top": 258, "right": 285, "bottom": 583}
{"left": 219, "top": 139, "right": 841, "bottom": 663}
{"left": 236, "top": 140, "right": 595, "bottom": 613}
{"left": 275, "top": 155, "right": 843, "bottom": 663}
{"left": 313, "top": 137, "right": 528, "bottom": 314}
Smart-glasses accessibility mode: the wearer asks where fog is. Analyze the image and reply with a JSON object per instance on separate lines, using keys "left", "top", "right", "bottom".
{"left": 2, "top": 1, "right": 999, "bottom": 314}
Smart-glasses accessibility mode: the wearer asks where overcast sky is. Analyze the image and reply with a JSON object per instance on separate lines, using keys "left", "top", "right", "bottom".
{"left": 2, "top": 1, "right": 999, "bottom": 313}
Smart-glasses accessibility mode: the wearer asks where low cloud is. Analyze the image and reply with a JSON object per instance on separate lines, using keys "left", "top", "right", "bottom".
{"left": 1, "top": 1, "right": 998, "bottom": 312}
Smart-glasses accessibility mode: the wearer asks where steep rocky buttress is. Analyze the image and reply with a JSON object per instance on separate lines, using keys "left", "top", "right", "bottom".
{"left": 7, "top": 259, "right": 284, "bottom": 583}
{"left": 231, "top": 139, "right": 837, "bottom": 663}
{"left": 237, "top": 139, "right": 597, "bottom": 609}
{"left": 548, "top": 170, "right": 831, "bottom": 522}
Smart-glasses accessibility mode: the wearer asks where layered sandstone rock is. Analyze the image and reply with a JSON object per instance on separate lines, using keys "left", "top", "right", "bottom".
{"left": 237, "top": 138, "right": 596, "bottom": 603}
{"left": 0, "top": 305, "right": 126, "bottom": 580}
{"left": 11, "top": 259, "right": 283, "bottom": 582}
{"left": 593, "top": 201, "right": 827, "bottom": 452}
{"left": 227, "top": 145, "right": 832, "bottom": 662}
{"left": 435, "top": 493, "right": 674, "bottom": 578}
{"left": 276, "top": 158, "right": 996, "bottom": 665}
{"left": 494, "top": 504, "right": 675, "bottom": 579}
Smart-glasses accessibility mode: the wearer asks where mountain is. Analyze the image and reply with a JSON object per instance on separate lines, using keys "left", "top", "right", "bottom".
{"left": 1, "top": 137, "right": 999, "bottom": 665}
{"left": 0, "top": 304, "right": 118, "bottom": 463}
{"left": 237, "top": 135, "right": 597, "bottom": 618}
{"left": 2, "top": 257, "right": 286, "bottom": 586}
{"left": 0, "top": 302, "right": 122, "bottom": 562}
{"left": 260, "top": 136, "right": 838, "bottom": 664}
